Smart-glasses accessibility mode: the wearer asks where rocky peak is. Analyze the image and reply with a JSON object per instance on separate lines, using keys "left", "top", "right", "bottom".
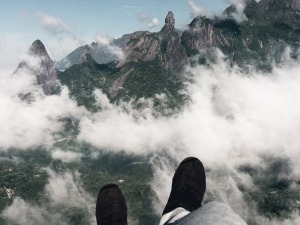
{"left": 79, "top": 45, "right": 91, "bottom": 63}
{"left": 28, "top": 40, "right": 51, "bottom": 60}
{"left": 14, "top": 40, "right": 58, "bottom": 95}
{"left": 160, "top": 11, "right": 175, "bottom": 33}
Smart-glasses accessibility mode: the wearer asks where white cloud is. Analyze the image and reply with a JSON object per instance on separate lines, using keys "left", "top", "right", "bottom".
{"left": 51, "top": 149, "right": 82, "bottom": 163}
{"left": 96, "top": 35, "right": 125, "bottom": 62}
{"left": 77, "top": 55, "right": 300, "bottom": 169}
{"left": 37, "top": 12, "right": 73, "bottom": 35}
{"left": 45, "top": 169, "right": 93, "bottom": 208}
{"left": 1, "top": 170, "right": 95, "bottom": 225}
{"left": 187, "top": 0, "right": 207, "bottom": 17}
{"left": 0, "top": 67, "right": 86, "bottom": 151}
{"left": 147, "top": 17, "right": 160, "bottom": 29}
{"left": 36, "top": 12, "right": 92, "bottom": 62}
{"left": 227, "top": 0, "right": 248, "bottom": 22}
{"left": 137, "top": 12, "right": 160, "bottom": 29}
{"left": 1, "top": 198, "right": 58, "bottom": 225}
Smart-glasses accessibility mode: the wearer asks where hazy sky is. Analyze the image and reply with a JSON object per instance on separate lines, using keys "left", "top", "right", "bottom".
{"left": 0, "top": 0, "right": 229, "bottom": 70}
{"left": 1, "top": 0, "right": 228, "bottom": 37}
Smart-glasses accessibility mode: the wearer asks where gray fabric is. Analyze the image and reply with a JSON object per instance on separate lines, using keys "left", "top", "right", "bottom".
{"left": 169, "top": 202, "right": 248, "bottom": 225}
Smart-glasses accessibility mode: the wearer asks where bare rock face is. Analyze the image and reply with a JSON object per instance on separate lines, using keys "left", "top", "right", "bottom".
{"left": 121, "top": 11, "right": 188, "bottom": 72}
{"left": 181, "top": 17, "right": 229, "bottom": 55}
{"left": 160, "top": 11, "right": 188, "bottom": 71}
{"left": 160, "top": 11, "right": 175, "bottom": 33}
{"left": 79, "top": 45, "right": 91, "bottom": 63}
{"left": 122, "top": 31, "right": 160, "bottom": 64}
{"left": 15, "top": 40, "right": 58, "bottom": 95}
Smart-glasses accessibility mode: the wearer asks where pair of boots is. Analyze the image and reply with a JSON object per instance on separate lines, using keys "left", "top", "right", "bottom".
{"left": 96, "top": 157, "right": 206, "bottom": 225}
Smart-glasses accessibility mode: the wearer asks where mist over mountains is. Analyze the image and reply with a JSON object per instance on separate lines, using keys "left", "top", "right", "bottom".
{"left": 1, "top": 1, "right": 300, "bottom": 225}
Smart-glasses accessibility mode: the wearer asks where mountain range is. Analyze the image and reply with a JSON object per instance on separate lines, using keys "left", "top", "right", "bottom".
{"left": 14, "top": 0, "right": 300, "bottom": 110}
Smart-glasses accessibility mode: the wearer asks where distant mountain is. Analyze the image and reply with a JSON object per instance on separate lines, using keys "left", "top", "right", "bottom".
{"left": 120, "top": 11, "right": 189, "bottom": 72}
{"left": 59, "top": 1, "right": 300, "bottom": 74}
{"left": 56, "top": 34, "right": 131, "bottom": 71}
{"left": 56, "top": 12, "right": 188, "bottom": 73}
{"left": 130, "top": 1, "right": 300, "bottom": 69}
{"left": 182, "top": 0, "right": 300, "bottom": 70}
{"left": 56, "top": 11, "right": 191, "bottom": 113}
{"left": 14, "top": 40, "right": 59, "bottom": 95}
{"left": 15, "top": 1, "right": 300, "bottom": 107}
{"left": 58, "top": 53, "right": 186, "bottom": 113}
{"left": 57, "top": 4, "right": 300, "bottom": 110}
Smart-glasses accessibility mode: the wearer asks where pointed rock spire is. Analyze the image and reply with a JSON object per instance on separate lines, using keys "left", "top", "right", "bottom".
{"left": 160, "top": 11, "right": 175, "bottom": 33}
{"left": 28, "top": 40, "right": 51, "bottom": 59}
{"left": 14, "top": 40, "right": 58, "bottom": 95}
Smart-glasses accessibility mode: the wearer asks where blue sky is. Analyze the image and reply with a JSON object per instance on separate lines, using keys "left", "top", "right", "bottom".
{"left": 0, "top": 0, "right": 230, "bottom": 70}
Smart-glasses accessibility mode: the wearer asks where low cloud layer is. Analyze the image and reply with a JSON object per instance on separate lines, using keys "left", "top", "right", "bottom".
{"left": 78, "top": 54, "right": 300, "bottom": 171}
{"left": 1, "top": 169, "right": 95, "bottom": 225}
{"left": 1, "top": 46, "right": 300, "bottom": 224}
{"left": 0, "top": 65, "right": 85, "bottom": 150}
{"left": 77, "top": 53, "right": 300, "bottom": 224}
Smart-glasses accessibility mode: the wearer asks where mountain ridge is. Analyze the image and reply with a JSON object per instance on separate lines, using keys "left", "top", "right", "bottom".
{"left": 15, "top": 1, "right": 300, "bottom": 106}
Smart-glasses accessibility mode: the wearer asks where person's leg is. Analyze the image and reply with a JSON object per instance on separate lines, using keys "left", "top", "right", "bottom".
{"left": 96, "top": 183, "right": 127, "bottom": 225}
{"left": 170, "top": 201, "right": 248, "bottom": 225}
{"left": 160, "top": 157, "right": 248, "bottom": 225}
{"left": 159, "top": 157, "right": 206, "bottom": 225}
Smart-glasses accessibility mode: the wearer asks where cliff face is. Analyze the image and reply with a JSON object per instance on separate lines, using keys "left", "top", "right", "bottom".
{"left": 159, "top": 11, "right": 189, "bottom": 72}
{"left": 122, "top": 1, "right": 300, "bottom": 72}
{"left": 55, "top": 2, "right": 300, "bottom": 109}
{"left": 122, "top": 11, "right": 188, "bottom": 72}
{"left": 123, "top": 31, "right": 160, "bottom": 63}
{"left": 15, "top": 40, "right": 58, "bottom": 95}
{"left": 181, "top": 17, "right": 230, "bottom": 55}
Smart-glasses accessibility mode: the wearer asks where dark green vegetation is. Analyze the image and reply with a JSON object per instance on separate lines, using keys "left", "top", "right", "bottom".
{"left": 58, "top": 56, "right": 120, "bottom": 111}
{"left": 0, "top": 143, "right": 158, "bottom": 225}
{"left": 180, "top": 0, "right": 300, "bottom": 72}
{"left": 58, "top": 56, "right": 187, "bottom": 114}
{"left": 0, "top": 150, "right": 51, "bottom": 210}
{"left": 2, "top": 146, "right": 300, "bottom": 225}
{"left": 182, "top": 17, "right": 300, "bottom": 72}
{"left": 238, "top": 157, "right": 300, "bottom": 224}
